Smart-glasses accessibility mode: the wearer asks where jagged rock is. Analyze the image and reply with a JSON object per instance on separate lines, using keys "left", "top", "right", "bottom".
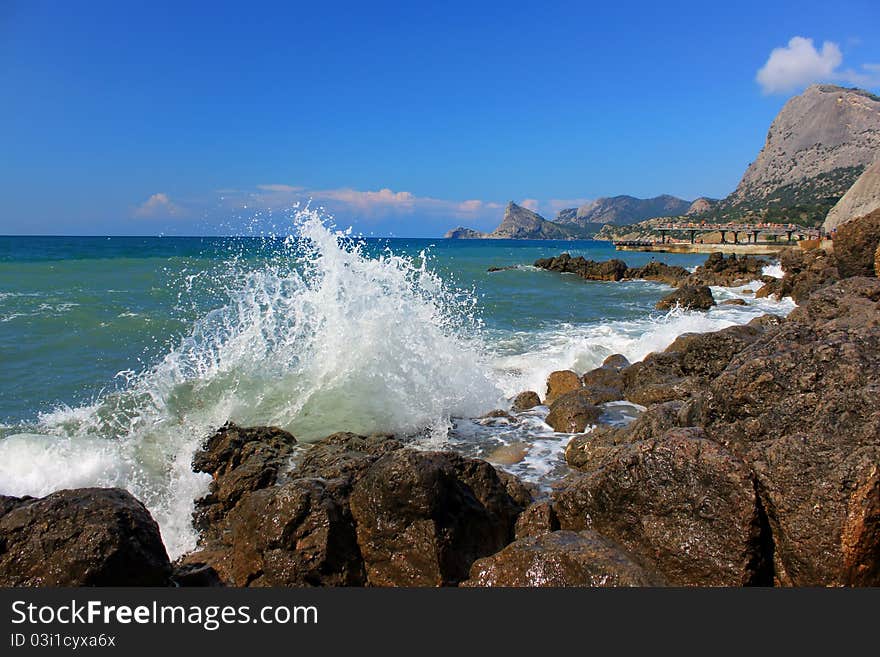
{"left": 623, "top": 261, "right": 691, "bottom": 286}
{"left": 514, "top": 501, "right": 559, "bottom": 539}
{"left": 685, "top": 253, "right": 768, "bottom": 287}
{"left": 699, "top": 278, "right": 880, "bottom": 585}
{"left": 511, "top": 391, "right": 541, "bottom": 411}
{"left": 620, "top": 324, "right": 765, "bottom": 407}
{"left": 833, "top": 208, "right": 880, "bottom": 277}
{"left": 0, "top": 488, "right": 171, "bottom": 586}
{"left": 568, "top": 195, "right": 692, "bottom": 226}
{"left": 544, "top": 369, "right": 582, "bottom": 405}
{"left": 535, "top": 253, "right": 630, "bottom": 281}
{"left": 349, "top": 450, "right": 525, "bottom": 586}
{"left": 553, "top": 428, "right": 770, "bottom": 586}
{"left": 462, "top": 530, "right": 665, "bottom": 587}
{"left": 444, "top": 226, "right": 486, "bottom": 239}
{"left": 655, "top": 285, "right": 715, "bottom": 311}
{"left": 545, "top": 391, "right": 603, "bottom": 433}
{"left": 755, "top": 248, "right": 841, "bottom": 302}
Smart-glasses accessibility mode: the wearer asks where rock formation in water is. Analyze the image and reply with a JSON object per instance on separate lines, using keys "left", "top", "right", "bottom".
{"left": 444, "top": 226, "right": 487, "bottom": 239}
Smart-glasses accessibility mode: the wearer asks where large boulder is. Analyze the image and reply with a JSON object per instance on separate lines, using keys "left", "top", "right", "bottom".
{"left": 699, "top": 278, "right": 880, "bottom": 585}
{"left": 544, "top": 391, "right": 603, "bottom": 433}
{"left": 544, "top": 370, "right": 582, "bottom": 405}
{"left": 554, "top": 429, "right": 770, "bottom": 586}
{"left": 655, "top": 285, "right": 715, "bottom": 311}
{"left": 511, "top": 390, "right": 541, "bottom": 411}
{"left": 833, "top": 208, "right": 880, "bottom": 277}
{"left": 462, "top": 530, "right": 665, "bottom": 587}
{"left": 349, "top": 450, "right": 525, "bottom": 586}
{"left": 0, "top": 488, "right": 171, "bottom": 586}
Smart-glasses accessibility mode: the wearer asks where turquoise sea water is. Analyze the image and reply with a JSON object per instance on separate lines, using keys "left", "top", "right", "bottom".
{"left": 0, "top": 213, "right": 794, "bottom": 556}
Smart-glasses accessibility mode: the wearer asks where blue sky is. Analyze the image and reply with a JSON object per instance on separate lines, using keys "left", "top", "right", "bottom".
{"left": 1, "top": 0, "right": 878, "bottom": 236}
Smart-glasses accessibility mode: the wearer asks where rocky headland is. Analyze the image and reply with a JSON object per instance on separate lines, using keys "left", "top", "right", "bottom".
{"left": 2, "top": 212, "right": 879, "bottom": 588}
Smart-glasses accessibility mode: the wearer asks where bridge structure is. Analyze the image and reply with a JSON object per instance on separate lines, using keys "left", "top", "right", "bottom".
{"left": 653, "top": 222, "right": 822, "bottom": 245}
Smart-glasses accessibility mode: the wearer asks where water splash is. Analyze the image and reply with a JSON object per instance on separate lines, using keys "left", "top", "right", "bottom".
{"left": 0, "top": 207, "right": 503, "bottom": 556}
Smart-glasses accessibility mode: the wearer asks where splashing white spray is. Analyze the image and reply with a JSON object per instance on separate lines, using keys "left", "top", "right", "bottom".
{"left": 0, "top": 208, "right": 503, "bottom": 556}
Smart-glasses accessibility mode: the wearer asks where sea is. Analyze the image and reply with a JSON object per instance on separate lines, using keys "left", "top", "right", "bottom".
{"left": 0, "top": 208, "right": 793, "bottom": 557}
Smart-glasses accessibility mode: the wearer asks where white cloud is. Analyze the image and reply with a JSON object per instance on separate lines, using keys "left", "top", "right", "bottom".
{"left": 756, "top": 36, "right": 880, "bottom": 94}
{"left": 519, "top": 198, "right": 540, "bottom": 212}
{"left": 133, "top": 193, "right": 182, "bottom": 218}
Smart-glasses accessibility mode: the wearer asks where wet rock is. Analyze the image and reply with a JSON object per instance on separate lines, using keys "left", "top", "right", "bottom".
{"left": 554, "top": 429, "right": 769, "bottom": 586}
{"left": 534, "top": 253, "right": 629, "bottom": 281}
{"left": 833, "top": 208, "right": 880, "bottom": 278}
{"left": 170, "top": 562, "right": 223, "bottom": 587}
{"left": 349, "top": 450, "right": 525, "bottom": 586}
{"left": 722, "top": 298, "right": 747, "bottom": 306}
{"left": 621, "top": 324, "right": 765, "bottom": 406}
{"left": 756, "top": 248, "right": 840, "bottom": 303}
{"left": 514, "top": 501, "right": 559, "bottom": 539}
{"left": 624, "top": 261, "right": 691, "bottom": 286}
{"left": 192, "top": 423, "right": 298, "bottom": 528}
{"left": 699, "top": 278, "right": 880, "bottom": 585}
{"left": 685, "top": 252, "right": 768, "bottom": 287}
{"left": 544, "top": 369, "right": 582, "bottom": 405}
{"left": 186, "top": 477, "right": 366, "bottom": 587}
{"left": 655, "top": 285, "right": 715, "bottom": 311}
{"left": 0, "top": 488, "right": 171, "bottom": 586}
{"left": 462, "top": 530, "right": 665, "bottom": 587}
{"left": 545, "top": 391, "right": 603, "bottom": 433}
{"left": 601, "top": 353, "right": 631, "bottom": 370}
{"left": 511, "top": 390, "right": 541, "bottom": 411}
{"left": 485, "top": 442, "right": 529, "bottom": 465}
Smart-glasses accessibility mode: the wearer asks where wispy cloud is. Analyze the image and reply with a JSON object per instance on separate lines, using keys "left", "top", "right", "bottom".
{"left": 133, "top": 192, "right": 182, "bottom": 218}
{"left": 756, "top": 36, "right": 880, "bottom": 94}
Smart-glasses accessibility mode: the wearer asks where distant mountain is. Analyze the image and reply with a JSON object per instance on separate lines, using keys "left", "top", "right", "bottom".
{"left": 445, "top": 202, "right": 596, "bottom": 240}
{"left": 556, "top": 194, "right": 693, "bottom": 226}
{"left": 708, "top": 85, "right": 880, "bottom": 225}
{"left": 686, "top": 197, "right": 717, "bottom": 215}
{"left": 443, "top": 226, "right": 486, "bottom": 239}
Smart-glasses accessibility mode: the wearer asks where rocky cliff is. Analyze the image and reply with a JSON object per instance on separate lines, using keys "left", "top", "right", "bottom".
{"left": 824, "top": 159, "right": 880, "bottom": 232}
{"left": 711, "top": 85, "right": 880, "bottom": 225}
{"left": 444, "top": 226, "right": 487, "bottom": 239}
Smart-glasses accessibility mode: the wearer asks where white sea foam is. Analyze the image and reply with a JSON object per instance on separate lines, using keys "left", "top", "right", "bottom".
{"left": 762, "top": 263, "right": 784, "bottom": 279}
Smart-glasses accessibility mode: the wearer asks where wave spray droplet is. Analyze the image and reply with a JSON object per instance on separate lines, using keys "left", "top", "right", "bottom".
{"left": 0, "top": 207, "right": 503, "bottom": 556}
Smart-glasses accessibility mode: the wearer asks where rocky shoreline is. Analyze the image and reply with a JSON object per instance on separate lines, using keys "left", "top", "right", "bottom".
{"left": 1, "top": 212, "right": 878, "bottom": 587}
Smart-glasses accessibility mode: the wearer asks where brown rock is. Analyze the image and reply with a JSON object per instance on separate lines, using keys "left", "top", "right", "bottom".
{"left": 655, "top": 285, "right": 715, "bottom": 311}
{"left": 544, "top": 370, "right": 582, "bottom": 405}
{"left": 545, "top": 391, "right": 603, "bottom": 433}
{"left": 833, "top": 208, "right": 880, "bottom": 277}
{"left": 462, "top": 530, "right": 665, "bottom": 587}
{"left": 553, "top": 429, "right": 769, "bottom": 586}
{"left": 0, "top": 488, "right": 171, "bottom": 586}
{"left": 348, "top": 450, "right": 524, "bottom": 586}
{"left": 722, "top": 298, "right": 747, "bottom": 306}
{"left": 514, "top": 501, "right": 559, "bottom": 539}
{"left": 511, "top": 390, "right": 541, "bottom": 411}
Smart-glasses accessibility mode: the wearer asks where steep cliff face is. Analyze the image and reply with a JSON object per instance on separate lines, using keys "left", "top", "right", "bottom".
{"left": 557, "top": 195, "right": 692, "bottom": 226}
{"left": 712, "top": 85, "right": 880, "bottom": 225}
{"left": 824, "top": 160, "right": 880, "bottom": 232}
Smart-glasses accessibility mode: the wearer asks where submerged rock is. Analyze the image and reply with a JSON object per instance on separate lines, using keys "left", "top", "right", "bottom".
{"left": 0, "top": 488, "right": 171, "bottom": 586}
{"left": 655, "top": 284, "right": 715, "bottom": 311}
{"left": 462, "top": 530, "right": 665, "bottom": 587}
